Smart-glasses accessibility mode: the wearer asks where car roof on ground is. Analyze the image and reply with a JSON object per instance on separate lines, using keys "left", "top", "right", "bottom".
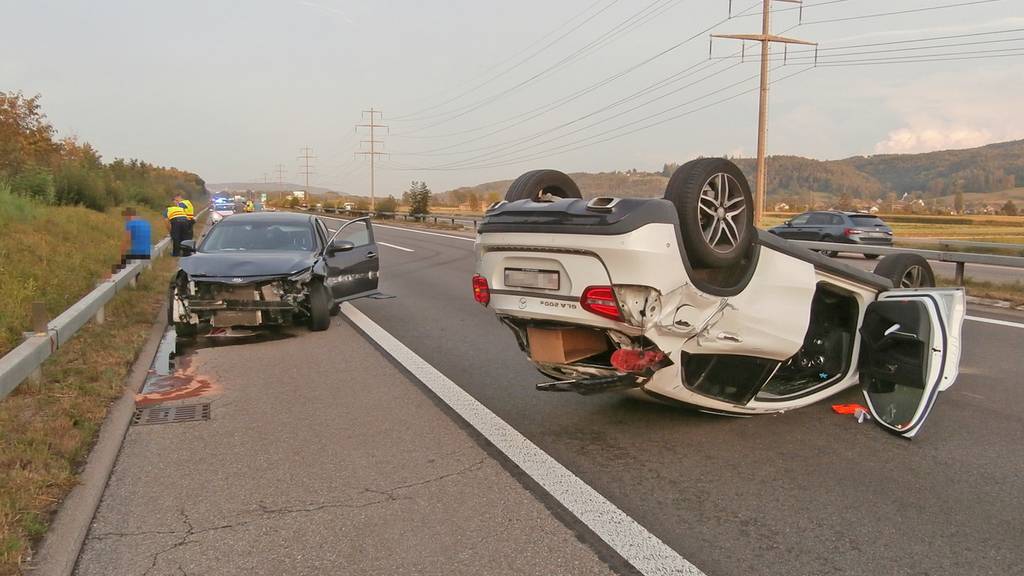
{"left": 220, "top": 212, "right": 313, "bottom": 224}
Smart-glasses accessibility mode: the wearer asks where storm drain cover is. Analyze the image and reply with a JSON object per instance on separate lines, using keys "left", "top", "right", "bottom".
{"left": 132, "top": 403, "right": 211, "bottom": 426}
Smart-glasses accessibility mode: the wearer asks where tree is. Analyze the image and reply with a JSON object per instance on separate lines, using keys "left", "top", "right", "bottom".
{"left": 467, "top": 191, "right": 480, "bottom": 212}
{"left": 954, "top": 189, "right": 964, "bottom": 214}
{"left": 405, "top": 180, "right": 431, "bottom": 215}
{"left": 1000, "top": 200, "right": 1018, "bottom": 216}
{"left": 376, "top": 195, "right": 398, "bottom": 213}
{"left": 837, "top": 191, "right": 853, "bottom": 211}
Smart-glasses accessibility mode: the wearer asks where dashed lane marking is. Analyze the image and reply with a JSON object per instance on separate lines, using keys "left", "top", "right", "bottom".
{"left": 340, "top": 302, "right": 706, "bottom": 576}
{"left": 377, "top": 242, "right": 414, "bottom": 252}
{"left": 319, "top": 215, "right": 475, "bottom": 242}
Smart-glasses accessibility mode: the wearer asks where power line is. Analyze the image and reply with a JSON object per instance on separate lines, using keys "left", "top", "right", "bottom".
{"left": 391, "top": 0, "right": 620, "bottom": 122}
{"left": 355, "top": 108, "right": 388, "bottom": 210}
{"left": 393, "top": 0, "right": 696, "bottom": 135}
{"left": 392, "top": 0, "right": 764, "bottom": 145}
{"left": 801, "top": 0, "right": 1003, "bottom": 25}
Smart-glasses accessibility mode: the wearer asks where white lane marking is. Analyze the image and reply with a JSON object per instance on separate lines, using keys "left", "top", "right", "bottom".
{"left": 966, "top": 315, "right": 1024, "bottom": 329}
{"left": 378, "top": 241, "right": 414, "bottom": 252}
{"left": 319, "top": 214, "right": 475, "bottom": 242}
{"left": 340, "top": 302, "right": 705, "bottom": 576}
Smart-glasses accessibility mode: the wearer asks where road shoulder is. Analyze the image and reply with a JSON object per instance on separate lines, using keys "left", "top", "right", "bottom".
{"left": 73, "top": 319, "right": 615, "bottom": 576}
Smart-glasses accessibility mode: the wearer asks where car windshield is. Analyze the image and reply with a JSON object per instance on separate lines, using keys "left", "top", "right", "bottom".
{"left": 849, "top": 215, "right": 887, "bottom": 227}
{"left": 201, "top": 221, "right": 314, "bottom": 252}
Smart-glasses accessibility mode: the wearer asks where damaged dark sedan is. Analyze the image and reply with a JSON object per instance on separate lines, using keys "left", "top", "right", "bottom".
{"left": 168, "top": 212, "right": 379, "bottom": 337}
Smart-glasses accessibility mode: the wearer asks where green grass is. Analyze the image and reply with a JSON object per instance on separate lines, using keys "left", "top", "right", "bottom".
{"left": 0, "top": 192, "right": 163, "bottom": 355}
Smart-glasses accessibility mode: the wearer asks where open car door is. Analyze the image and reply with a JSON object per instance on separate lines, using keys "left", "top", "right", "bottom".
{"left": 858, "top": 288, "right": 965, "bottom": 438}
{"left": 323, "top": 217, "right": 380, "bottom": 302}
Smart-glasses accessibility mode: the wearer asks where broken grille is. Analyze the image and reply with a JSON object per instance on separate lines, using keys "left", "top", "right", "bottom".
{"left": 132, "top": 403, "right": 211, "bottom": 426}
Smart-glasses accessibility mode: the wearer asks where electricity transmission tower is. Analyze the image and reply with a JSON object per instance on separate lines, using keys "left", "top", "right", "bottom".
{"left": 298, "top": 146, "right": 316, "bottom": 205}
{"left": 275, "top": 164, "right": 287, "bottom": 203}
{"left": 712, "top": 0, "right": 815, "bottom": 225}
{"left": 356, "top": 108, "right": 388, "bottom": 211}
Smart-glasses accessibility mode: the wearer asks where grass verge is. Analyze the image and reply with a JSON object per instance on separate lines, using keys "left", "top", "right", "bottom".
{"left": 0, "top": 190, "right": 164, "bottom": 356}
{"left": 939, "top": 276, "right": 1024, "bottom": 307}
{"left": 0, "top": 255, "right": 177, "bottom": 575}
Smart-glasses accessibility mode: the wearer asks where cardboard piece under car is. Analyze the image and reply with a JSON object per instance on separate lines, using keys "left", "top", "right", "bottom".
{"left": 527, "top": 326, "right": 609, "bottom": 364}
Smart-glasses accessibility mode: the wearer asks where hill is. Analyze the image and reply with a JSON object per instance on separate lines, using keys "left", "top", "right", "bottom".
{"left": 439, "top": 139, "right": 1024, "bottom": 209}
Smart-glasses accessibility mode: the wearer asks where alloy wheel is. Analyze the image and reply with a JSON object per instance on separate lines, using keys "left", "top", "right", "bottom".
{"left": 901, "top": 265, "right": 926, "bottom": 287}
{"left": 698, "top": 172, "right": 747, "bottom": 254}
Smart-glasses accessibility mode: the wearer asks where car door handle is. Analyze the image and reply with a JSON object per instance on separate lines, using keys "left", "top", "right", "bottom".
{"left": 366, "top": 251, "right": 377, "bottom": 259}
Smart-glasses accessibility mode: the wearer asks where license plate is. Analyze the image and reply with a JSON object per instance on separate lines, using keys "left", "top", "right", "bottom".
{"left": 504, "top": 268, "right": 559, "bottom": 290}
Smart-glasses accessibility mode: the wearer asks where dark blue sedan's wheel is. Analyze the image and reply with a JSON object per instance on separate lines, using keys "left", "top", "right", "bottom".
{"left": 309, "top": 281, "right": 331, "bottom": 331}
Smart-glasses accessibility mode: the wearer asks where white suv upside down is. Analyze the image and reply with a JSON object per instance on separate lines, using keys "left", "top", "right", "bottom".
{"left": 472, "top": 158, "right": 964, "bottom": 438}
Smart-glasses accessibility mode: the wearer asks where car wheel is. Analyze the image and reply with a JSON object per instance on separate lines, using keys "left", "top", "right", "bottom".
{"left": 864, "top": 253, "right": 879, "bottom": 260}
{"left": 873, "top": 253, "right": 936, "bottom": 288}
{"left": 816, "top": 235, "right": 838, "bottom": 257}
{"left": 505, "top": 169, "right": 582, "bottom": 202}
{"left": 664, "top": 158, "right": 754, "bottom": 268}
{"left": 308, "top": 280, "right": 332, "bottom": 331}
{"left": 329, "top": 303, "right": 340, "bottom": 317}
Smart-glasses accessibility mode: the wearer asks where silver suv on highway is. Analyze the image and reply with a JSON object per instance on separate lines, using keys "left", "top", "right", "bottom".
{"left": 769, "top": 211, "right": 893, "bottom": 258}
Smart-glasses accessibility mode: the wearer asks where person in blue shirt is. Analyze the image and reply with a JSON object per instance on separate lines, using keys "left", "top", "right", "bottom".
{"left": 121, "top": 207, "right": 152, "bottom": 267}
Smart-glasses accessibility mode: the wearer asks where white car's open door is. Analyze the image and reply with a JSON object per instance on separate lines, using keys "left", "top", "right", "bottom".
{"left": 859, "top": 288, "right": 965, "bottom": 439}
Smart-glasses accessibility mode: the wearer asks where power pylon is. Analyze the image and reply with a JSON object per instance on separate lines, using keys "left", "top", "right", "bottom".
{"left": 275, "top": 164, "right": 286, "bottom": 203}
{"left": 712, "top": 0, "right": 815, "bottom": 225}
{"left": 298, "top": 146, "right": 316, "bottom": 205}
{"left": 356, "top": 108, "right": 388, "bottom": 211}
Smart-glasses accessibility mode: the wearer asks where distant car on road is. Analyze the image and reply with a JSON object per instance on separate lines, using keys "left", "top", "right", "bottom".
{"left": 768, "top": 211, "right": 893, "bottom": 258}
{"left": 169, "top": 212, "right": 380, "bottom": 337}
{"left": 210, "top": 198, "right": 235, "bottom": 225}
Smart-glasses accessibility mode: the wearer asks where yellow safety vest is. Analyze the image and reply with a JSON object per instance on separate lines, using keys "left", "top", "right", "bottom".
{"left": 178, "top": 199, "right": 195, "bottom": 220}
{"left": 166, "top": 205, "right": 187, "bottom": 220}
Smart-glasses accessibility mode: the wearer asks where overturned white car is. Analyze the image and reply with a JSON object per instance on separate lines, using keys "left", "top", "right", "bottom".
{"left": 472, "top": 158, "right": 964, "bottom": 438}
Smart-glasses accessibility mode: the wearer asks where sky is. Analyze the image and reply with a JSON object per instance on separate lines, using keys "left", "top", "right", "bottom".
{"left": 3, "top": 0, "right": 1023, "bottom": 196}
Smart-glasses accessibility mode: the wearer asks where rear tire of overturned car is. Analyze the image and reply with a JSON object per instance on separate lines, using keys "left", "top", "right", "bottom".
{"left": 505, "top": 169, "right": 582, "bottom": 202}
{"left": 309, "top": 281, "right": 332, "bottom": 331}
{"left": 664, "top": 158, "right": 755, "bottom": 268}
{"left": 873, "top": 253, "right": 936, "bottom": 288}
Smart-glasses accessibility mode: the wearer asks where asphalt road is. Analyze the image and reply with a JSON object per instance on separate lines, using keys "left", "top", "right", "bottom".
{"left": 327, "top": 219, "right": 1024, "bottom": 576}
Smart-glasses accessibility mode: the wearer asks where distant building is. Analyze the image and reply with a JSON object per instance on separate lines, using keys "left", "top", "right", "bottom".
{"left": 773, "top": 202, "right": 790, "bottom": 211}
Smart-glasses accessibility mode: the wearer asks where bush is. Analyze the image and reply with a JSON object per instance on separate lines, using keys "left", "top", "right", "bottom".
{"left": 376, "top": 195, "right": 398, "bottom": 213}
{"left": 10, "top": 167, "right": 55, "bottom": 204}
{"left": 54, "top": 164, "right": 110, "bottom": 210}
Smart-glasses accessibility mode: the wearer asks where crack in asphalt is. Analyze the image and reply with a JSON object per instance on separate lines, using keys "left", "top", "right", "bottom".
{"left": 93, "top": 458, "right": 490, "bottom": 575}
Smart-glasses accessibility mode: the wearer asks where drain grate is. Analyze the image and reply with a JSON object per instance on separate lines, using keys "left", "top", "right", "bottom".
{"left": 132, "top": 403, "right": 211, "bottom": 426}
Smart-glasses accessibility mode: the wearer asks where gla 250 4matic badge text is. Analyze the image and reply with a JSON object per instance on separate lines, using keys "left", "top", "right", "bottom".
{"left": 473, "top": 158, "right": 964, "bottom": 438}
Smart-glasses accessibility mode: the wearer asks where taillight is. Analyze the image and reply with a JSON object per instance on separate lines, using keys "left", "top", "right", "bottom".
{"left": 580, "top": 285, "right": 622, "bottom": 321}
{"left": 472, "top": 274, "right": 490, "bottom": 306}
{"left": 844, "top": 228, "right": 862, "bottom": 236}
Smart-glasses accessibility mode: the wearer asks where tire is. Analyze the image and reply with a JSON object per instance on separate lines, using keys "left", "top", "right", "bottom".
{"left": 329, "top": 303, "right": 340, "bottom": 317}
{"left": 664, "top": 158, "right": 754, "bottom": 268}
{"left": 505, "top": 169, "right": 581, "bottom": 202}
{"left": 864, "top": 253, "right": 879, "bottom": 260}
{"left": 308, "top": 280, "right": 331, "bottom": 331}
{"left": 818, "top": 235, "right": 839, "bottom": 258}
{"left": 873, "top": 253, "right": 935, "bottom": 288}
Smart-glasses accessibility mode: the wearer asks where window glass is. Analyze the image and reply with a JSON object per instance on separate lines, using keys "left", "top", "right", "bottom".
{"left": 849, "top": 215, "right": 886, "bottom": 227}
{"left": 201, "top": 221, "right": 314, "bottom": 252}
{"left": 790, "top": 214, "right": 810, "bottom": 225}
{"left": 335, "top": 221, "right": 371, "bottom": 247}
{"left": 830, "top": 214, "right": 845, "bottom": 225}
{"left": 806, "top": 213, "right": 831, "bottom": 225}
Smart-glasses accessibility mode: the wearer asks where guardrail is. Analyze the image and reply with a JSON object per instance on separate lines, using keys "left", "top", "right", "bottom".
{"left": 300, "top": 205, "right": 1024, "bottom": 283}
{"left": 0, "top": 206, "right": 209, "bottom": 401}
{"left": 792, "top": 240, "right": 1024, "bottom": 284}
{"left": 308, "top": 207, "right": 481, "bottom": 230}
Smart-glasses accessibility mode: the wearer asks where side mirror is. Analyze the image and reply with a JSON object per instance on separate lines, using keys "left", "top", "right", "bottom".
{"left": 327, "top": 239, "right": 355, "bottom": 255}
{"left": 180, "top": 240, "right": 196, "bottom": 256}
{"left": 784, "top": 220, "right": 792, "bottom": 226}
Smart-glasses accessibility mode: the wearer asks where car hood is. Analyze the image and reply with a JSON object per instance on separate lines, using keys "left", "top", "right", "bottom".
{"left": 180, "top": 251, "right": 317, "bottom": 282}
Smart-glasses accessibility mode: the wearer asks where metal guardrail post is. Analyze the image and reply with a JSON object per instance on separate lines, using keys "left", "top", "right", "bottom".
{"left": 955, "top": 262, "right": 965, "bottom": 285}
{"left": 31, "top": 302, "right": 48, "bottom": 333}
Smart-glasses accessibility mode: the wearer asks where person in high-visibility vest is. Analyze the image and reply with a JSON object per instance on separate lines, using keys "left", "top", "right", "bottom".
{"left": 175, "top": 193, "right": 195, "bottom": 241}
{"left": 245, "top": 199, "right": 254, "bottom": 213}
{"left": 166, "top": 198, "right": 191, "bottom": 257}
